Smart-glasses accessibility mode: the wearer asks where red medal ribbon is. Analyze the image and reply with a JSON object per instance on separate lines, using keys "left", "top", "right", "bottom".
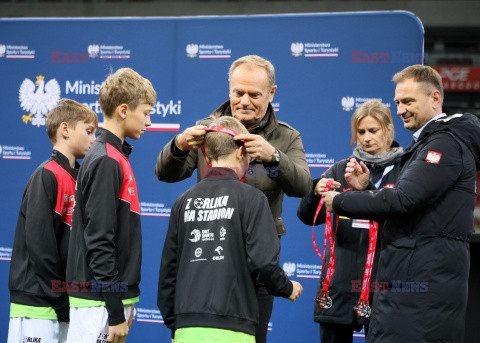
{"left": 312, "top": 179, "right": 333, "bottom": 260}
{"left": 353, "top": 220, "right": 378, "bottom": 318}
{"left": 313, "top": 179, "right": 340, "bottom": 309}
{"left": 200, "top": 126, "right": 247, "bottom": 182}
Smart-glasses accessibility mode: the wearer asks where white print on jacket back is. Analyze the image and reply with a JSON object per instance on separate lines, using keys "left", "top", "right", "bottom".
{"left": 184, "top": 195, "right": 235, "bottom": 222}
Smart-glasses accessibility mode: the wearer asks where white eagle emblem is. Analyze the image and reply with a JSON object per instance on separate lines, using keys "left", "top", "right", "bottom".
{"left": 341, "top": 96, "right": 355, "bottom": 111}
{"left": 291, "top": 42, "right": 304, "bottom": 57}
{"left": 88, "top": 44, "right": 100, "bottom": 58}
{"left": 19, "top": 75, "right": 61, "bottom": 127}
{"left": 283, "top": 262, "right": 296, "bottom": 276}
{"left": 186, "top": 44, "right": 199, "bottom": 58}
{"left": 0, "top": 44, "right": 6, "bottom": 57}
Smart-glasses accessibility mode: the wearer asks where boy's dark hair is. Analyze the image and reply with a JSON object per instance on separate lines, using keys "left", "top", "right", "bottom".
{"left": 99, "top": 68, "right": 157, "bottom": 118}
{"left": 204, "top": 116, "right": 248, "bottom": 161}
{"left": 46, "top": 98, "right": 98, "bottom": 145}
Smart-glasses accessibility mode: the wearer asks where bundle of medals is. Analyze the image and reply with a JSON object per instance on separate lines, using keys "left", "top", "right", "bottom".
{"left": 312, "top": 179, "right": 378, "bottom": 318}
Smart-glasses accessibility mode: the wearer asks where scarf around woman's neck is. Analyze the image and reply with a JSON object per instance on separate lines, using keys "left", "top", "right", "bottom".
{"left": 351, "top": 143, "right": 404, "bottom": 169}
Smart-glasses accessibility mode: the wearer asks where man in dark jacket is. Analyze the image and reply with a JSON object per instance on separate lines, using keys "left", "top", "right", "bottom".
{"left": 155, "top": 55, "right": 311, "bottom": 342}
{"left": 323, "top": 65, "right": 480, "bottom": 342}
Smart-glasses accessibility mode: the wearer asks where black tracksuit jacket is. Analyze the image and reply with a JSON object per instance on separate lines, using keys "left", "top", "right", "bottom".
{"left": 157, "top": 167, "right": 293, "bottom": 336}
{"left": 332, "top": 113, "right": 480, "bottom": 342}
{"left": 9, "top": 150, "right": 78, "bottom": 322}
{"left": 66, "top": 128, "right": 142, "bottom": 326}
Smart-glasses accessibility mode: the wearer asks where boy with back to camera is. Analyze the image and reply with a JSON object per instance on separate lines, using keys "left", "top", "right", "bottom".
{"left": 158, "top": 116, "right": 303, "bottom": 343}
{"left": 8, "top": 98, "right": 98, "bottom": 343}
{"left": 66, "top": 68, "right": 156, "bottom": 343}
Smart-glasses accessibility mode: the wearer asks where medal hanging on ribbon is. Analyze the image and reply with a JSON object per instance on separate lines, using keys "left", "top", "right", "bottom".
{"left": 353, "top": 220, "right": 378, "bottom": 319}
{"left": 312, "top": 179, "right": 339, "bottom": 309}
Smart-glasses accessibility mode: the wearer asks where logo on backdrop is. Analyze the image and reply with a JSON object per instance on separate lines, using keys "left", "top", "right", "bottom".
{"left": 140, "top": 202, "right": 171, "bottom": 217}
{"left": 306, "top": 153, "right": 335, "bottom": 168}
{"left": 62, "top": 79, "right": 181, "bottom": 131}
{"left": 0, "top": 43, "right": 35, "bottom": 59}
{"left": 135, "top": 307, "right": 164, "bottom": 324}
{"left": 341, "top": 96, "right": 391, "bottom": 111}
{"left": 85, "top": 44, "right": 130, "bottom": 59}
{"left": 19, "top": 75, "right": 61, "bottom": 127}
{"left": 0, "top": 145, "right": 32, "bottom": 160}
{"left": 283, "top": 262, "right": 322, "bottom": 279}
{"left": 271, "top": 102, "right": 280, "bottom": 112}
{"left": 341, "top": 96, "right": 354, "bottom": 111}
{"left": 185, "top": 43, "right": 231, "bottom": 59}
{"left": 291, "top": 41, "right": 339, "bottom": 58}
{"left": 88, "top": 44, "right": 100, "bottom": 58}
{"left": 283, "top": 262, "right": 296, "bottom": 276}
{"left": 291, "top": 42, "right": 304, "bottom": 56}
{"left": 186, "top": 44, "right": 199, "bottom": 58}
{"left": 0, "top": 246, "right": 12, "bottom": 261}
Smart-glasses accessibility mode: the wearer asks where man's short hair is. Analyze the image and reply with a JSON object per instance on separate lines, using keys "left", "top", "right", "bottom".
{"left": 99, "top": 68, "right": 157, "bottom": 118}
{"left": 47, "top": 98, "right": 98, "bottom": 145}
{"left": 350, "top": 99, "right": 394, "bottom": 149}
{"left": 228, "top": 55, "right": 276, "bottom": 89}
{"left": 393, "top": 64, "right": 444, "bottom": 102}
{"left": 204, "top": 117, "right": 249, "bottom": 161}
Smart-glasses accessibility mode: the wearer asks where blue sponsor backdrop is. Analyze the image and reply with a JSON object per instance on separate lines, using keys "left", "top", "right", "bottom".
{"left": 0, "top": 12, "right": 423, "bottom": 342}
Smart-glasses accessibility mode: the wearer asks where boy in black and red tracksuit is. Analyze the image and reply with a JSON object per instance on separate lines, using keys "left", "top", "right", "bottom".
{"left": 65, "top": 68, "right": 156, "bottom": 343}
{"left": 157, "top": 116, "right": 303, "bottom": 343}
{"left": 8, "top": 99, "right": 98, "bottom": 343}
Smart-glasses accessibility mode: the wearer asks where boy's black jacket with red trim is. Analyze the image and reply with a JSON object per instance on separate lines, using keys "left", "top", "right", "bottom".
{"left": 158, "top": 167, "right": 293, "bottom": 336}
{"left": 66, "top": 128, "right": 142, "bottom": 326}
{"left": 9, "top": 150, "right": 79, "bottom": 322}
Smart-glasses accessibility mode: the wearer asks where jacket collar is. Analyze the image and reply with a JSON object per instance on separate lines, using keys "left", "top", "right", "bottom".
{"left": 204, "top": 167, "right": 240, "bottom": 180}
{"left": 413, "top": 113, "right": 446, "bottom": 142}
{"left": 96, "top": 128, "right": 133, "bottom": 158}
{"left": 208, "top": 100, "right": 279, "bottom": 137}
{"left": 51, "top": 149, "right": 80, "bottom": 179}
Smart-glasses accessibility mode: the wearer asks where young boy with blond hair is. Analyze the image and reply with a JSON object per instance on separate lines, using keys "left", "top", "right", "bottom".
{"left": 8, "top": 98, "right": 98, "bottom": 343}
{"left": 65, "top": 68, "right": 156, "bottom": 343}
{"left": 158, "top": 116, "right": 303, "bottom": 343}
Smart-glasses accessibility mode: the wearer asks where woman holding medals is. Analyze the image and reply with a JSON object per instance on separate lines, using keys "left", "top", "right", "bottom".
{"left": 297, "top": 100, "right": 403, "bottom": 343}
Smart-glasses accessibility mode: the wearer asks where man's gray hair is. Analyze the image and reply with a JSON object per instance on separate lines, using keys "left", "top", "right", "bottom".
{"left": 228, "top": 55, "right": 276, "bottom": 88}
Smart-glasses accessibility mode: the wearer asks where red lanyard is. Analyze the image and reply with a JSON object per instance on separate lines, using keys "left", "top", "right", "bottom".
{"left": 353, "top": 220, "right": 378, "bottom": 318}
{"left": 312, "top": 179, "right": 333, "bottom": 260}
{"left": 199, "top": 126, "right": 248, "bottom": 182}
{"left": 200, "top": 145, "right": 247, "bottom": 182}
{"left": 313, "top": 179, "right": 338, "bottom": 309}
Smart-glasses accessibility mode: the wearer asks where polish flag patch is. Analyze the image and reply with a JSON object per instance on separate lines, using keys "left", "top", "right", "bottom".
{"left": 425, "top": 151, "right": 442, "bottom": 164}
{"left": 382, "top": 184, "right": 395, "bottom": 189}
